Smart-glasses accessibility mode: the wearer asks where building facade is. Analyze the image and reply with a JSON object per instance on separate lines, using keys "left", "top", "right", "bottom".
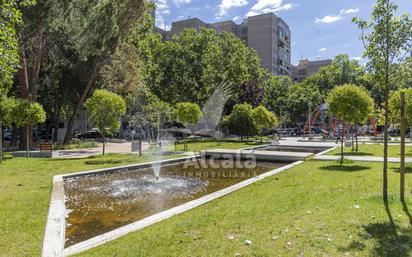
{"left": 291, "top": 59, "right": 332, "bottom": 83}
{"left": 156, "top": 13, "right": 292, "bottom": 76}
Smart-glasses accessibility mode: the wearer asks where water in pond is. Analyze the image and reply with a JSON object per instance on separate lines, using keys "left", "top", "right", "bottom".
{"left": 64, "top": 160, "right": 287, "bottom": 246}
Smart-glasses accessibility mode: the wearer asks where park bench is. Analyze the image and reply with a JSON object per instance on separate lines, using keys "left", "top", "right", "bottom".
{"left": 40, "top": 143, "right": 53, "bottom": 152}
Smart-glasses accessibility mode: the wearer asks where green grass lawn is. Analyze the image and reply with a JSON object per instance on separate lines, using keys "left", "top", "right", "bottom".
{"left": 76, "top": 160, "right": 412, "bottom": 257}
{"left": 174, "top": 140, "right": 263, "bottom": 153}
{"left": 0, "top": 153, "right": 182, "bottom": 257}
{"left": 53, "top": 141, "right": 100, "bottom": 150}
{"left": 329, "top": 143, "right": 412, "bottom": 157}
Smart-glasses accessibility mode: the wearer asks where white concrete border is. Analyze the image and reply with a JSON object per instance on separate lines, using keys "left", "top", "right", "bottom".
{"left": 62, "top": 160, "right": 303, "bottom": 256}
{"left": 314, "top": 146, "right": 338, "bottom": 157}
{"left": 42, "top": 176, "right": 66, "bottom": 257}
{"left": 42, "top": 155, "right": 197, "bottom": 257}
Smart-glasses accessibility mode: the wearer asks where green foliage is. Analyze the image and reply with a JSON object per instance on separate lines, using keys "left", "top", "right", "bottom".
{"left": 327, "top": 84, "right": 374, "bottom": 125}
{"left": 353, "top": 0, "right": 412, "bottom": 95}
{"left": 84, "top": 89, "right": 126, "bottom": 135}
{"left": 224, "top": 103, "right": 257, "bottom": 137}
{"left": 175, "top": 102, "right": 202, "bottom": 125}
{"left": 140, "top": 28, "right": 263, "bottom": 104}
{"left": 0, "top": 0, "right": 35, "bottom": 94}
{"left": 251, "top": 106, "right": 277, "bottom": 132}
{"left": 0, "top": 97, "right": 18, "bottom": 125}
{"left": 286, "top": 81, "right": 323, "bottom": 123}
{"left": 143, "top": 95, "right": 174, "bottom": 128}
{"left": 389, "top": 89, "right": 412, "bottom": 127}
{"left": 262, "top": 75, "right": 291, "bottom": 122}
{"left": 11, "top": 99, "right": 46, "bottom": 127}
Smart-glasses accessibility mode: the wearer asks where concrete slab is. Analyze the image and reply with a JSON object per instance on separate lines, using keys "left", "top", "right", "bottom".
{"left": 201, "top": 149, "right": 312, "bottom": 161}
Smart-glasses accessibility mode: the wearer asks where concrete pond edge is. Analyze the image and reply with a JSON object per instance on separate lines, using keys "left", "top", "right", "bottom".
{"left": 42, "top": 155, "right": 304, "bottom": 256}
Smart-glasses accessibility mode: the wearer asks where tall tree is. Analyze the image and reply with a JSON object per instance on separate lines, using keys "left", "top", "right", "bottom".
{"left": 262, "top": 75, "right": 292, "bottom": 124}
{"left": 141, "top": 28, "right": 263, "bottom": 105}
{"left": 51, "top": 0, "right": 146, "bottom": 144}
{"left": 353, "top": 0, "right": 412, "bottom": 201}
{"left": 0, "top": 0, "right": 34, "bottom": 95}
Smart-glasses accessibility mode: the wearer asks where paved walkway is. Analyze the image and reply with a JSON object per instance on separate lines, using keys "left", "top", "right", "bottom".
{"left": 54, "top": 142, "right": 150, "bottom": 159}
{"left": 314, "top": 155, "right": 412, "bottom": 163}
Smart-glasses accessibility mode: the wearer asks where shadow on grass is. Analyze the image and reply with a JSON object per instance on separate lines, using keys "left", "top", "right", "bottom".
{"left": 84, "top": 159, "right": 124, "bottom": 165}
{"left": 392, "top": 167, "right": 412, "bottom": 173}
{"left": 333, "top": 151, "right": 373, "bottom": 156}
{"left": 341, "top": 200, "right": 412, "bottom": 257}
{"left": 319, "top": 164, "right": 371, "bottom": 172}
{"left": 402, "top": 200, "right": 412, "bottom": 227}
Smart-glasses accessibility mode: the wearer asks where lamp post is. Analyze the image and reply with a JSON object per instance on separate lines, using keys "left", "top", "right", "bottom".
{"left": 308, "top": 103, "right": 314, "bottom": 140}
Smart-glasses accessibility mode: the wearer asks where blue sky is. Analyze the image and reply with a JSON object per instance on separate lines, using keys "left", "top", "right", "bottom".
{"left": 154, "top": 0, "right": 412, "bottom": 65}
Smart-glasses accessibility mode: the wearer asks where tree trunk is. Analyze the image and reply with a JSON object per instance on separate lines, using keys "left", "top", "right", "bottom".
{"left": 0, "top": 121, "right": 2, "bottom": 164}
{"left": 63, "top": 67, "right": 99, "bottom": 144}
{"left": 351, "top": 126, "right": 354, "bottom": 151}
{"left": 26, "top": 127, "right": 29, "bottom": 159}
{"left": 10, "top": 126, "right": 18, "bottom": 147}
{"left": 383, "top": 96, "right": 389, "bottom": 202}
{"left": 355, "top": 133, "right": 359, "bottom": 152}
{"left": 102, "top": 136, "right": 106, "bottom": 155}
{"left": 340, "top": 124, "right": 344, "bottom": 165}
{"left": 400, "top": 92, "right": 405, "bottom": 201}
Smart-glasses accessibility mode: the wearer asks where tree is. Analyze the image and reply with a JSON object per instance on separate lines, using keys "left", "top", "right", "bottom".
{"left": 262, "top": 75, "right": 292, "bottom": 124}
{"left": 286, "top": 81, "right": 324, "bottom": 124}
{"left": 175, "top": 102, "right": 202, "bottom": 150}
{"left": 327, "top": 84, "right": 374, "bottom": 164}
{"left": 84, "top": 89, "right": 126, "bottom": 155}
{"left": 56, "top": 0, "right": 146, "bottom": 144}
{"left": 0, "top": 0, "right": 35, "bottom": 95}
{"left": 0, "top": 97, "right": 18, "bottom": 163}
{"left": 140, "top": 28, "right": 263, "bottom": 105}
{"left": 11, "top": 99, "right": 46, "bottom": 158}
{"left": 251, "top": 106, "right": 277, "bottom": 142}
{"left": 224, "top": 103, "right": 257, "bottom": 140}
{"left": 353, "top": 0, "right": 412, "bottom": 201}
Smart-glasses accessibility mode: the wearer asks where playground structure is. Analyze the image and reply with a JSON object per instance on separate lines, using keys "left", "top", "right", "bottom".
{"left": 303, "top": 105, "right": 378, "bottom": 139}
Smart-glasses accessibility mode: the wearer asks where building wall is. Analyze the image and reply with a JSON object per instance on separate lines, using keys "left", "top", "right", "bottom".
{"left": 171, "top": 18, "right": 210, "bottom": 34}
{"left": 247, "top": 13, "right": 275, "bottom": 73}
{"left": 291, "top": 59, "right": 333, "bottom": 83}
{"left": 160, "top": 13, "right": 292, "bottom": 76}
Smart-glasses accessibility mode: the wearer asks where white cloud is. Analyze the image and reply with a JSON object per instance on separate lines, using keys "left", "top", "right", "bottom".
{"left": 217, "top": 0, "right": 248, "bottom": 18}
{"left": 173, "top": 0, "right": 191, "bottom": 5}
{"left": 315, "top": 8, "right": 359, "bottom": 24}
{"left": 155, "top": 0, "right": 170, "bottom": 29}
{"left": 245, "top": 0, "right": 297, "bottom": 17}
{"left": 315, "top": 15, "right": 343, "bottom": 24}
{"left": 340, "top": 8, "right": 359, "bottom": 15}
{"left": 233, "top": 16, "right": 240, "bottom": 22}
{"left": 352, "top": 56, "right": 362, "bottom": 61}
{"left": 318, "top": 47, "right": 327, "bottom": 52}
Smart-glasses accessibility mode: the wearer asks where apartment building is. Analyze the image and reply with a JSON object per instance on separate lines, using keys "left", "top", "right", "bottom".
{"left": 156, "top": 13, "right": 291, "bottom": 76}
{"left": 291, "top": 59, "right": 332, "bottom": 83}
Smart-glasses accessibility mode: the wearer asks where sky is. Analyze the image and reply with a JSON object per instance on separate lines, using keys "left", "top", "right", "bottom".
{"left": 154, "top": 0, "right": 412, "bottom": 65}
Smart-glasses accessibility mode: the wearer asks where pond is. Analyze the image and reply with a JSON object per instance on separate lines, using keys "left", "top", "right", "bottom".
{"left": 64, "top": 159, "right": 289, "bottom": 246}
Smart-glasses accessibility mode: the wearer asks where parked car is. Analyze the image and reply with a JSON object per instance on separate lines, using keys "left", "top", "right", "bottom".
{"left": 3, "top": 130, "right": 12, "bottom": 141}
{"left": 76, "top": 130, "right": 103, "bottom": 140}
